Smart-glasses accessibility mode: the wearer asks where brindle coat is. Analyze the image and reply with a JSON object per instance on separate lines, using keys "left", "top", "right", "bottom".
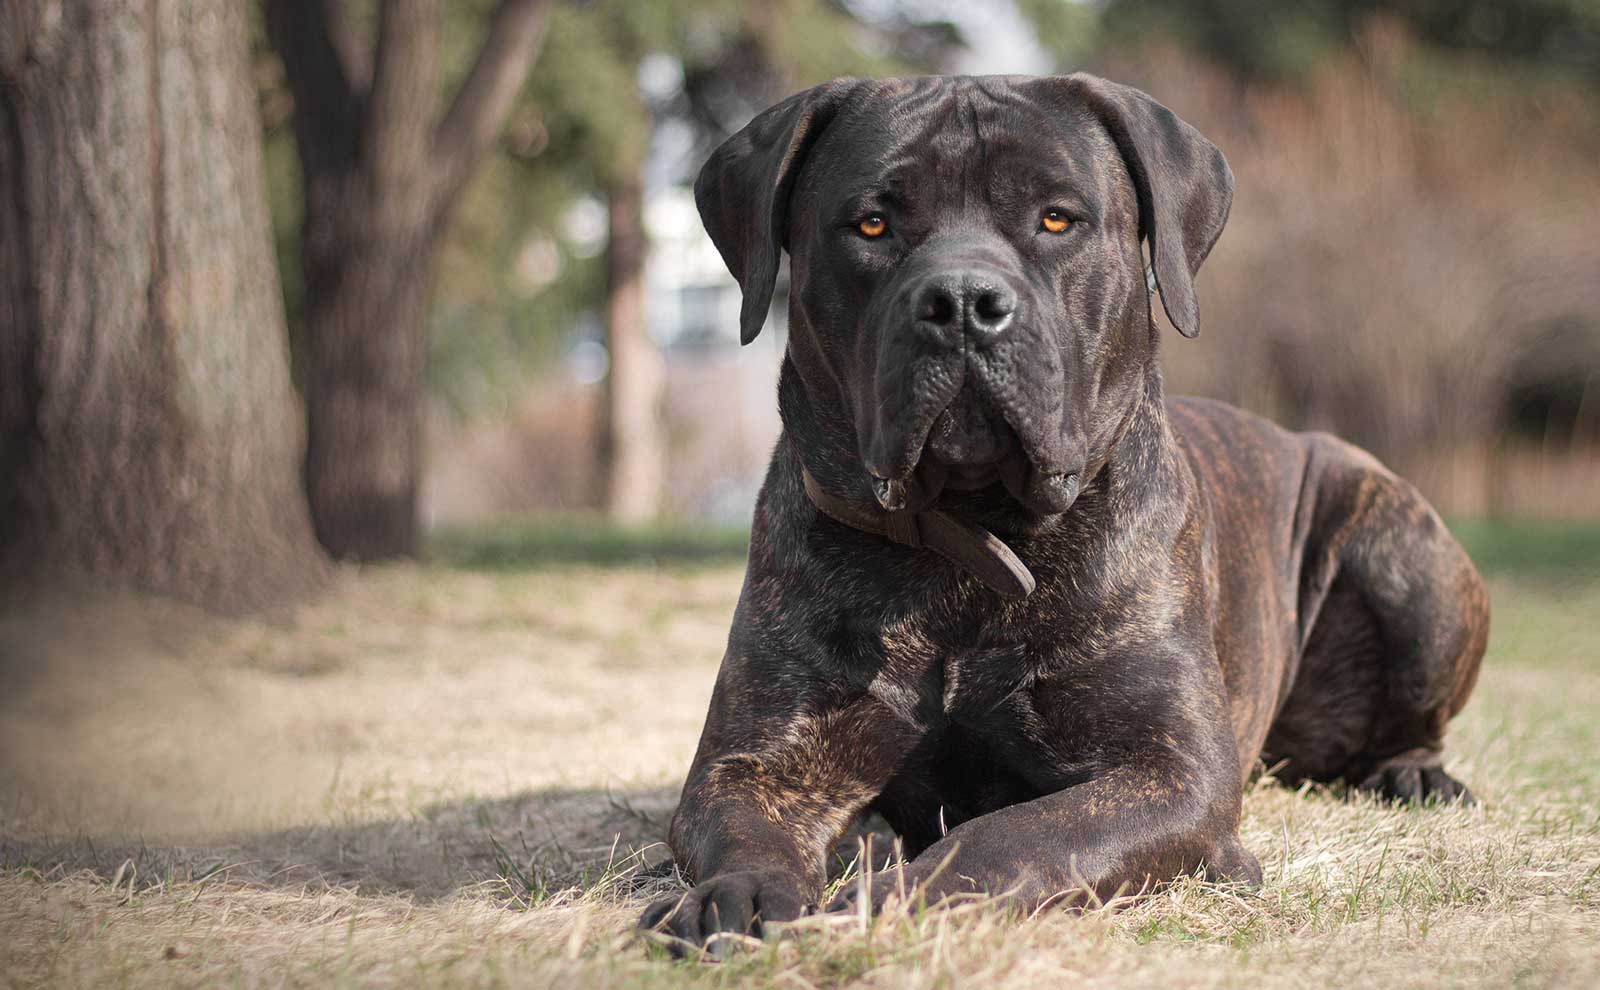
{"left": 642, "top": 74, "right": 1488, "bottom": 947}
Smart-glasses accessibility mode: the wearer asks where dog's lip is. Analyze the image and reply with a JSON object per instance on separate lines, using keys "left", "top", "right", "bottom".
{"left": 864, "top": 387, "right": 1080, "bottom": 515}
{"left": 997, "top": 454, "right": 1081, "bottom": 514}
{"left": 863, "top": 450, "right": 1081, "bottom": 517}
{"left": 1018, "top": 466, "right": 1081, "bottom": 513}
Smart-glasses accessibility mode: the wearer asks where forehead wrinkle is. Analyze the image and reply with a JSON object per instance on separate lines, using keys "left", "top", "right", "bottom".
{"left": 948, "top": 81, "right": 1072, "bottom": 213}
{"left": 794, "top": 80, "right": 953, "bottom": 228}
{"left": 821, "top": 80, "right": 959, "bottom": 190}
{"left": 889, "top": 85, "right": 962, "bottom": 157}
{"left": 875, "top": 80, "right": 955, "bottom": 155}
{"left": 894, "top": 85, "right": 984, "bottom": 210}
{"left": 987, "top": 91, "right": 1129, "bottom": 221}
{"left": 1012, "top": 95, "right": 1131, "bottom": 211}
{"left": 960, "top": 88, "right": 987, "bottom": 208}
{"left": 804, "top": 78, "right": 1125, "bottom": 224}
{"left": 841, "top": 90, "right": 964, "bottom": 208}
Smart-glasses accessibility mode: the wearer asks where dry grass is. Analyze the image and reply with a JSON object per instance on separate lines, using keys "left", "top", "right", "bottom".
{"left": 2, "top": 544, "right": 1598, "bottom": 988}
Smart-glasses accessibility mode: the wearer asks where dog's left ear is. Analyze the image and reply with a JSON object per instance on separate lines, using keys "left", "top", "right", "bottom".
{"left": 695, "top": 79, "right": 861, "bottom": 345}
{"left": 1039, "top": 74, "right": 1233, "bottom": 338}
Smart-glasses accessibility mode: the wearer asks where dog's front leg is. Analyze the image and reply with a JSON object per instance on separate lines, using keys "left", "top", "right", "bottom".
{"left": 837, "top": 731, "right": 1261, "bottom": 914}
{"left": 641, "top": 639, "right": 925, "bottom": 950}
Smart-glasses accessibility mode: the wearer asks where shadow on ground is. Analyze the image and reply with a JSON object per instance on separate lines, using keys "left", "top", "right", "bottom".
{"left": 0, "top": 787, "right": 680, "bottom": 902}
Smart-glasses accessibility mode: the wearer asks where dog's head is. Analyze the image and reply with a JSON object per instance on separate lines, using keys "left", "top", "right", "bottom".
{"left": 696, "top": 74, "right": 1231, "bottom": 517}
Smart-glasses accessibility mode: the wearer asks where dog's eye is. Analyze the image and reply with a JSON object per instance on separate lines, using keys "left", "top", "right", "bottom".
{"left": 857, "top": 215, "right": 888, "bottom": 239}
{"left": 1040, "top": 210, "right": 1071, "bottom": 234}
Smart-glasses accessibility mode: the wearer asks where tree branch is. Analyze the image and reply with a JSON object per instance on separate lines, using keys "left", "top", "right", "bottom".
{"left": 430, "top": 0, "right": 554, "bottom": 213}
{"left": 365, "top": 0, "right": 441, "bottom": 205}
{"left": 323, "top": 0, "right": 372, "bottom": 92}
{"left": 263, "top": 0, "right": 365, "bottom": 173}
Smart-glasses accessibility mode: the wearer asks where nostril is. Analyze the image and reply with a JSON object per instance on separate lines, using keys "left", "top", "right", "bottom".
{"left": 915, "top": 276, "right": 1016, "bottom": 336}
{"left": 969, "top": 284, "right": 1017, "bottom": 335}
{"left": 917, "top": 285, "right": 959, "bottom": 326}
{"left": 973, "top": 289, "right": 1015, "bottom": 323}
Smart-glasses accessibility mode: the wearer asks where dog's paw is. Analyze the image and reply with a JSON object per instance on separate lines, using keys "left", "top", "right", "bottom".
{"left": 638, "top": 870, "right": 806, "bottom": 957}
{"left": 1357, "top": 761, "right": 1476, "bottom": 806}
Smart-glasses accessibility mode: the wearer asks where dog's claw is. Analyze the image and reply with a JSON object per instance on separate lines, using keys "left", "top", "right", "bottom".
{"left": 873, "top": 477, "right": 908, "bottom": 511}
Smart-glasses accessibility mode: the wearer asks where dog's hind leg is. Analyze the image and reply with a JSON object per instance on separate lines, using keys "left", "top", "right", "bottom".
{"left": 1265, "top": 436, "right": 1489, "bottom": 804}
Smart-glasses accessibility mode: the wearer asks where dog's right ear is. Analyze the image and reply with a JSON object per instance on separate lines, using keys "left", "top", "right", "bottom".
{"left": 695, "top": 79, "right": 861, "bottom": 345}
{"left": 1048, "top": 74, "right": 1233, "bottom": 339}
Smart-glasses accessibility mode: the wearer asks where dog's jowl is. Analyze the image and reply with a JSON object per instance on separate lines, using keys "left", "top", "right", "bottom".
{"left": 641, "top": 74, "right": 1488, "bottom": 947}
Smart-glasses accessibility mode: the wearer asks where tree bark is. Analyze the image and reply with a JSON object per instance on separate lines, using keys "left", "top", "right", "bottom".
{"left": 601, "top": 169, "right": 666, "bottom": 522}
{"left": 0, "top": 0, "right": 325, "bottom": 611}
{"left": 298, "top": 202, "right": 436, "bottom": 560}
{"left": 265, "top": 0, "right": 552, "bottom": 560}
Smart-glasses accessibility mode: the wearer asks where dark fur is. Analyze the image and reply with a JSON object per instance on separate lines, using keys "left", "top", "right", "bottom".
{"left": 642, "top": 74, "right": 1488, "bottom": 947}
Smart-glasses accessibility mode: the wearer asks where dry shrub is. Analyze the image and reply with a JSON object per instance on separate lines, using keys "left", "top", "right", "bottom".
{"left": 1117, "top": 32, "right": 1600, "bottom": 514}
{"left": 424, "top": 383, "right": 601, "bottom": 523}
{"left": 424, "top": 351, "right": 785, "bottom": 524}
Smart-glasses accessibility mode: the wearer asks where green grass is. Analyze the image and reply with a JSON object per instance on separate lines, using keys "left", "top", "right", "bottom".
{"left": 428, "top": 516, "right": 750, "bottom": 570}
{"left": 429, "top": 512, "right": 1600, "bottom": 582}
{"left": 1449, "top": 517, "right": 1600, "bottom": 581}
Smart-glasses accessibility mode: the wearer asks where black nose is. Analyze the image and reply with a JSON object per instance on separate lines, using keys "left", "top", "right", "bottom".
{"left": 914, "top": 274, "right": 1017, "bottom": 339}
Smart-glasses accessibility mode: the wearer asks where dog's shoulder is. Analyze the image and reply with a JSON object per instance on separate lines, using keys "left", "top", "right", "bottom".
{"left": 1167, "top": 395, "right": 1298, "bottom": 450}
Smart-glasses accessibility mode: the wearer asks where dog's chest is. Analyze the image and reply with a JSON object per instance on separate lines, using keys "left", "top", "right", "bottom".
{"left": 867, "top": 616, "right": 1046, "bottom": 729}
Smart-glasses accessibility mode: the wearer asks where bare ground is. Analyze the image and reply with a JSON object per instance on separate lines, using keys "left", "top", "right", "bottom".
{"left": 1, "top": 554, "right": 1597, "bottom": 988}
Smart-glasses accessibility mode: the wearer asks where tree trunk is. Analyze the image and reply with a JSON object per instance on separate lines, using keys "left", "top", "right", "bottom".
{"left": 601, "top": 170, "right": 666, "bottom": 522}
{"left": 297, "top": 167, "right": 437, "bottom": 561}
{"left": 0, "top": 0, "right": 325, "bottom": 610}
{"left": 266, "top": 0, "right": 552, "bottom": 559}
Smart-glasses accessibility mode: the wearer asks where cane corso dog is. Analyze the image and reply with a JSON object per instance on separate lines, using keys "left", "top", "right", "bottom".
{"left": 642, "top": 74, "right": 1488, "bottom": 947}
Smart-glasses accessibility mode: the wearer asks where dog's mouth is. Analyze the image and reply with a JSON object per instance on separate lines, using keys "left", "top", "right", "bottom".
{"left": 868, "top": 385, "right": 1081, "bottom": 518}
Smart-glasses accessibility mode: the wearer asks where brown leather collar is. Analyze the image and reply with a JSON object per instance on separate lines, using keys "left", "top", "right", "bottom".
{"left": 801, "top": 468, "right": 1037, "bottom": 599}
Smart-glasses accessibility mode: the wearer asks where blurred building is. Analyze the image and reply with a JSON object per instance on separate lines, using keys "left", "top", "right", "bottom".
{"left": 423, "top": 186, "right": 792, "bottom": 526}
{"left": 644, "top": 186, "right": 789, "bottom": 521}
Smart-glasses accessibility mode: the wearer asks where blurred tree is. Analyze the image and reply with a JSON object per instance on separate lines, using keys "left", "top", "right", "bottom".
{"left": 264, "top": 0, "right": 554, "bottom": 559}
{"left": 523, "top": 0, "right": 961, "bottom": 520}
{"left": 251, "top": 1, "right": 959, "bottom": 525}
{"left": 537, "top": 1, "right": 666, "bottom": 522}
{"left": 1086, "top": 0, "right": 1600, "bottom": 83}
{"left": 0, "top": 0, "right": 326, "bottom": 610}
{"left": 1012, "top": 0, "right": 1105, "bottom": 68}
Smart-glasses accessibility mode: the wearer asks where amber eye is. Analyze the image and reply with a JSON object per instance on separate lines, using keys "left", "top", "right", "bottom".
{"left": 1040, "top": 210, "right": 1071, "bottom": 234}
{"left": 858, "top": 215, "right": 887, "bottom": 238}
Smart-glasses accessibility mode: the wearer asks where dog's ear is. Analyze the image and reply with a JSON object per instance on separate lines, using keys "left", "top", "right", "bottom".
{"left": 1050, "top": 74, "right": 1233, "bottom": 338}
{"left": 695, "top": 79, "right": 861, "bottom": 345}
